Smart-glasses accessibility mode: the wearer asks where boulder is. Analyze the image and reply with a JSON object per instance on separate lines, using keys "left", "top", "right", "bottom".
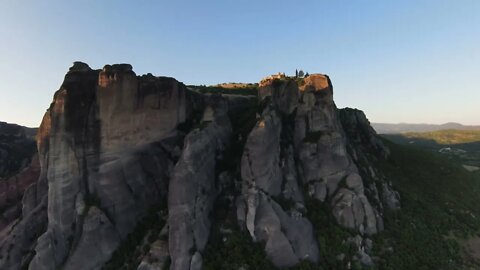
{"left": 382, "top": 183, "right": 401, "bottom": 210}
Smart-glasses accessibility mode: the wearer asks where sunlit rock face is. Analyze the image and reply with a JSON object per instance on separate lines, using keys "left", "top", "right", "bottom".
{"left": 97, "top": 64, "right": 188, "bottom": 152}
{"left": 0, "top": 63, "right": 397, "bottom": 270}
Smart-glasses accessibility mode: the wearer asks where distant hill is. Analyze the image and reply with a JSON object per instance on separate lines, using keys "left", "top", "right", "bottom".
{"left": 372, "top": 122, "right": 480, "bottom": 134}
{"left": 401, "top": 129, "right": 480, "bottom": 145}
{"left": 0, "top": 121, "right": 37, "bottom": 178}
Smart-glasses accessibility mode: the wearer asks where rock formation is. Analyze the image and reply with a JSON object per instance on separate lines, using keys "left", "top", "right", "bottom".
{"left": 0, "top": 122, "right": 44, "bottom": 270}
{"left": 0, "top": 63, "right": 399, "bottom": 270}
{"left": 26, "top": 63, "right": 190, "bottom": 270}
{"left": 168, "top": 95, "right": 232, "bottom": 270}
{"left": 0, "top": 155, "right": 40, "bottom": 231}
{"left": 236, "top": 75, "right": 394, "bottom": 268}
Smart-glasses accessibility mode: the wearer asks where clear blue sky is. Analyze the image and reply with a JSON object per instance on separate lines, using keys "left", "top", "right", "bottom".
{"left": 1, "top": 1, "right": 479, "bottom": 127}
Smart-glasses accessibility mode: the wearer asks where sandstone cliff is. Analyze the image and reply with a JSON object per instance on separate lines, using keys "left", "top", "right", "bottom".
{"left": 0, "top": 63, "right": 399, "bottom": 270}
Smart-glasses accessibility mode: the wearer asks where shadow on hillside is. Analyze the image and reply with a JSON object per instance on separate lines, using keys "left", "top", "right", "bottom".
{"left": 381, "top": 134, "right": 480, "bottom": 151}
{"left": 381, "top": 134, "right": 480, "bottom": 168}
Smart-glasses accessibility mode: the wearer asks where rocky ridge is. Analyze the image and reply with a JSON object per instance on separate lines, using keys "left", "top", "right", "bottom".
{"left": 0, "top": 62, "right": 399, "bottom": 270}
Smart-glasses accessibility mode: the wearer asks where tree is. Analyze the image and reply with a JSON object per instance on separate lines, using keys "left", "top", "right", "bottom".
{"left": 295, "top": 69, "right": 298, "bottom": 78}
{"left": 298, "top": 70, "right": 305, "bottom": 77}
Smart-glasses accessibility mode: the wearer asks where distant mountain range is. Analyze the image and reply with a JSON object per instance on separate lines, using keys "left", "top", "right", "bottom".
{"left": 372, "top": 122, "right": 480, "bottom": 134}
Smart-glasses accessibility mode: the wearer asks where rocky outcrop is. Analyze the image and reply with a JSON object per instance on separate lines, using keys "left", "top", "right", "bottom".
{"left": 237, "top": 75, "right": 395, "bottom": 268}
{"left": 25, "top": 62, "right": 189, "bottom": 270}
{"left": 0, "top": 64, "right": 398, "bottom": 270}
{"left": 339, "top": 108, "right": 400, "bottom": 212}
{"left": 240, "top": 103, "right": 319, "bottom": 267}
{"left": 0, "top": 155, "right": 40, "bottom": 231}
{"left": 0, "top": 196, "right": 47, "bottom": 270}
{"left": 0, "top": 123, "right": 41, "bottom": 270}
{"left": 168, "top": 95, "right": 232, "bottom": 270}
{"left": 62, "top": 206, "right": 121, "bottom": 269}
{"left": 294, "top": 76, "right": 379, "bottom": 235}
{"left": 137, "top": 225, "right": 170, "bottom": 270}
{"left": 339, "top": 108, "right": 390, "bottom": 160}
{"left": 0, "top": 141, "right": 47, "bottom": 270}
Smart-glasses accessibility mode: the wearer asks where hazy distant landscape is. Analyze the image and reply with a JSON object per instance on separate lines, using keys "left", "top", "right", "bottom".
{"left": 382, "top": 129, "right": 480, "bottom": 173}
{"left": 372, "top": 122, "right": 480, "bottom": 134}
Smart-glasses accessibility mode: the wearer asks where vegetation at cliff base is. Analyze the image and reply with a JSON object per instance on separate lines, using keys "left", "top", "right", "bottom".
{"left": 374, "top": 139, "right": 480, "bottom": 269}
{"left": 188, "top": 84, "right": 258, "bottom": 96}
{"left": 304, "top": 199, "right": 361, "bottom": 270}
{"left": 203, "top": 131, "right": 480, "bottom": 270}
{"left": 103, "top": 205, "right": 167, "bottom": 270}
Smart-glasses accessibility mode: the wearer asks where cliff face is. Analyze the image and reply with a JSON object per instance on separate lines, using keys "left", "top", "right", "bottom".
{"left": 238, "top": 75, "right": 392, "bottom": 267}
{"left": 0, "top": 63, "right": 398, "bottom": 270}
{"left": 28, "top": 63, "right": 192, "bottom": 270}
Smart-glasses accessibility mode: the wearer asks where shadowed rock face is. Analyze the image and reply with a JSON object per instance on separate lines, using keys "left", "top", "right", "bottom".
{"left": 24, "top": 63, "right": 191, "bottom": 270}
{"left": 0, "top": 155, "right": 40, "bottom": 231}
{"left": 339, "top": 108, "right": 400, "bottom": 211}
{"left": 0, "top": 64, "right": 398, "bottom": 270}
{"left": 0, "top": 122, "right": 40, "bottom": 267}
{"left": 237, "top": 75, "right": 391, "bottom": 267}
{"left": 168, "top": 95, "right": 232, "bottom": 270}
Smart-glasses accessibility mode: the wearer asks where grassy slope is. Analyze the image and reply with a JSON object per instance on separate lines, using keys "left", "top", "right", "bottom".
{"left": 374, "top": 139, "right": 480, "bottom": 269}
